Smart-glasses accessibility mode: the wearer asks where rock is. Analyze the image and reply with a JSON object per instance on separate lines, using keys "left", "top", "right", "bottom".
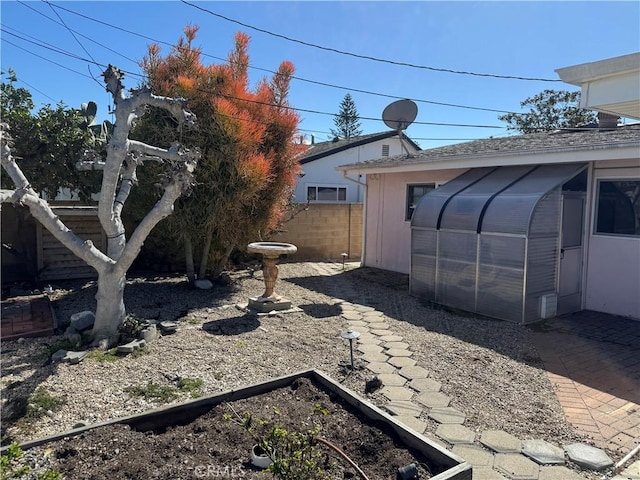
{"left": 64, "top": 351, "right": 88, "bottom": 364}
{"left": 66, "top": 333, "right": 82, "bottom": 345}
{"left": 17, "top": 337, "right": 26, "bottom": 344}
{"left": 51, "top": 349, "right": 68, "bottom": 362}
{"left": 70, "top": 311, "right": 95, "bottom": 332}
{"left": 64, "top": 326, "right": 78, "bottom": 337}
{"left": 194, "top": 279, "right": 213, "bottom": 290}
{"left": 73, "top": 420, "right": 89, "bottom": 429}
{"left": 159, "top": 321, "right": 178, "bottom": 334}
{"left": 45, "top": 410, "right": 55, "bottom": 418}
{"left": 117, "top": 339, "right": 146, "bottom": 354}
{"left": 140, "top": 325, "right": 158, "bottom": 343}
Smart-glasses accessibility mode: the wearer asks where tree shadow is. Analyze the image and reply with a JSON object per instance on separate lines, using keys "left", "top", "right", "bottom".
{"left": 202, "top": 314, "right": 260, "bottom": 336}
{"left": 297, "top": 303, "right": 342, "bottom": 319}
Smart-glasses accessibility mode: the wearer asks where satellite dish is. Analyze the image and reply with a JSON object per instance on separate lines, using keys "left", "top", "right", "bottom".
{"left": 382, "top": 99, "right": 418, "bottom": 131}
{"left": 382, "top": 99, "right": 418, "bottom": 157}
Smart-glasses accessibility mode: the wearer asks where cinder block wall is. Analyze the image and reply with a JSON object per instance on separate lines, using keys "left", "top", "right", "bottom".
{"left": 273, "top": 203, "right": 362, "bottom": 261}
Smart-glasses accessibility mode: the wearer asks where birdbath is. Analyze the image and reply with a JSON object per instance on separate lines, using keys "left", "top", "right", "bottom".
{"left": 247, "top": 242, "right": 297, "bottom": 312}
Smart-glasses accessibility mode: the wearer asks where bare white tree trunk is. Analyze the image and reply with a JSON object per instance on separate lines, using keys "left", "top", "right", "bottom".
{"left": 1, "top": 65, "right": 199, "bottom": 346}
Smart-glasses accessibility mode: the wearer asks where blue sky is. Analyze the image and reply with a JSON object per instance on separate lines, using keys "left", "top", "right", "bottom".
{"left": 2, "top": 1, "right": 639, "bottom": 149}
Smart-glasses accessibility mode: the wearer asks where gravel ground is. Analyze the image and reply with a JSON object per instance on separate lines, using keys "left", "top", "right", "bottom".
{"left": 1, "top": 261, "right": 604, "bottom": 478}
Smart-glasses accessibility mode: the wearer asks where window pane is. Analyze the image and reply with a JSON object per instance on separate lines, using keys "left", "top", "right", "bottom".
{"left": 596, "top": 180, "right": 640, "bottom": 236}
{"left": 338, "top": 188, "right": 347, "bottom": 201}
{"left": 406, "top": 184, "right": 435, "bottom": 220}
{"left": 318, "top": 187, "right": 337, "bottom": 201}
{"left": 307, "top": 187, "right": 316, "bottom": 201}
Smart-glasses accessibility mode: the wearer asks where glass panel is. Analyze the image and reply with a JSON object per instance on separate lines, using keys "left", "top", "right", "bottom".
{"left": 406, "top": 184, "right": 435, "bottom": 220}
{"left": 338, "top": 188, "right": 347, "bottom": 201}
{"left": 307, "top": 187, "right": 316, "bottom": 201}
{"left": 317, "top": 187, "right": 337, "bottom": 201}
{"left": 596, "top": 180, "right": 640, "bottom": 236}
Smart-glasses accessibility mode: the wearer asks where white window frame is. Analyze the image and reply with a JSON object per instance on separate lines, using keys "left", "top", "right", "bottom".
{"left": 593, "top": 177, "right": 640, "bottom": 237}
{"left": 306, "top": 184, "right": 348, "bottom": 203}
{"left": 406, "top": 183, "right": 436, "bottom": 221}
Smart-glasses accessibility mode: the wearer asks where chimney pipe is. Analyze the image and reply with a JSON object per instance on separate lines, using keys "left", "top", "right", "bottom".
{"left": 598, "top": 112, "right": 619, "bottom": 130}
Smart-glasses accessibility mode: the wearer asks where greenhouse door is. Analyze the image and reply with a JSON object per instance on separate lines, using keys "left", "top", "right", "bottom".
{"left": 558, "top": 194, "right": 585, "bottom": 315}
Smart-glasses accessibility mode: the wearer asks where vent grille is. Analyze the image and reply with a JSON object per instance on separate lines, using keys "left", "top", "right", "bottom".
{"left": 382, "top": 144, "right": 390, "bottom": 156}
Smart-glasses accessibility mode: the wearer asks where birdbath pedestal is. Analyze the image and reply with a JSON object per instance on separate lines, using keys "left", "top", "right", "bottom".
{"left": 247, "top": 242, "right": 297, "bottom": 313}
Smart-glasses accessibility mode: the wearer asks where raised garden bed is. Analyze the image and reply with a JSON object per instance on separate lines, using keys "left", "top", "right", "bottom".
{"left": 4, "top": 369, "right": 471, "bottom": 479}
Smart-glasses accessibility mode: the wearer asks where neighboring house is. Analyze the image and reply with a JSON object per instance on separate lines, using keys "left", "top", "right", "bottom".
{"left": 294, "top": 131, "right": 420, "bottom": 203}
{"left": 336, "top": 53, "right": 640, "bottom": 323}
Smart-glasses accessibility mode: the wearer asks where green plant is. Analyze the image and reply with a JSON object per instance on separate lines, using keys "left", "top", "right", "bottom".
{"left": 185, "top": 317, "right": 200, "bottom": 325}
{"left": 177, "top": 378, "right": 204, "bottom": 398}
{"left": 25, "top": 388, "right": 65, "bottom": 420}
{"left": 224, "top": 407, "right": 326, "bottom": 480}
{"left": 124, "top": 382, "right": 178, "bottom": 403}
{"left": 86, "top": 348, "right": 120, "bottom": 363}
{"left": 118, "top": 314, "right": 146, "bottom": 343}
{"left": 0, "top": 443, "right": 62, "bottom": 480}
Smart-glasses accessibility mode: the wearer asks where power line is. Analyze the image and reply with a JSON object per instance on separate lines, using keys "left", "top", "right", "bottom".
{"left": 2, "top": 33, "right": 507, "bottom": 130}
{"left": 15, "top": 77, "right": 59, "bottom": 103}
{"left": 15, "top": 1, "right": 139, "bottom": 65}
{"left": 42, "top": 2, "right": 518, "bottom": 115}
{"left": 2, "top": 38, "right": 94, "bottom": 80}
{"left": 180, "top": 0, "right": 563, "bottom": 83}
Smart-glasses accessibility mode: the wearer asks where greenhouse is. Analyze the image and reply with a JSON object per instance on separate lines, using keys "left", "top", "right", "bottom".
{"left": 410, "top": 163, "right": 587, "bottom": 324}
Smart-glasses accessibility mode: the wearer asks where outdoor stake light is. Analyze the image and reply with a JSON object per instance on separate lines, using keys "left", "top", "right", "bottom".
{"left": 340, "top": 329, "right": 360, "bottom": 370}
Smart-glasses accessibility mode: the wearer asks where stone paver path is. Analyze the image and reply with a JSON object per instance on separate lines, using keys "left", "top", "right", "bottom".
{"left": 311, "top": 263, "right": 628, "bottom": 480}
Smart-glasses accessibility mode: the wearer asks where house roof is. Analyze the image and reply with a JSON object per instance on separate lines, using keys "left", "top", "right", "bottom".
{"left": 336, "top": 124, "right": 640, "bottom": 174}
{"left": 299, "top": 130, "right": 421, "bottom": 165}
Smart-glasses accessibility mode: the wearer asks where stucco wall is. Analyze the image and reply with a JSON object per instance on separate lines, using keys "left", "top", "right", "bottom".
{"left": 274, "top": 203, "right": 362, "bottom": 261}
{"left": 584, "top": 161, "right": 640, "bottom": 318}
{"left": 364, "top": 169, "right": 466, "bottom": 274}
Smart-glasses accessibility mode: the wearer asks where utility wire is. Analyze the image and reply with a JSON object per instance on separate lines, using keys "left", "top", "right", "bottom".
{"left": 2, "top": 32, "right": 507, "bottom": 129}
{"left": 13, "top": 2, "right": 139, "bottom": 65}
{"left": 42, "top": 0, "right": 103, "bottom": 87}
{"left": 180, "top": 0, "right": 562, "bottom": 83}
{"left": 42, "top": 2, "right": 519, "bottom": 114}
{"left": 15, "top": 77, "right": 59, "bottom": 103}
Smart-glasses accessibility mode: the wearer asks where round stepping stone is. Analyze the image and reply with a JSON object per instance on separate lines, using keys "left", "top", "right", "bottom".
{"left": 452, "top": 445, "right": 494, "bottom": 467}
{"left": 381, "top": 386, "right": 414, "bottom": 401}
{"left": 481, "top": 430, "right": 522, "bottom": 453}
{"left": 357, "top": 336, "right": 381, "bottom": 345}
{"left": 357, "top": 344, "right": 383, "bottom": 354}
{"left": 366, "top": 361, "right": 395, "bottom": 374}
{"left": 395, "top": 415, "right": 427, "bottom": 434}
{"left": 409, "top": 378, "right": 440, "bottom": 392}
{"left": 371, "top": 329, "right": 393, "bottom": 336}
{"left": 354, "top": 305, "right": 375, "bottom": 312}
{"left": 379, "top": 335, "right": 403, "bottom": 342}
{"left": 428, "top": 407, "right": 466, "bottom": 424}
{"left": 522, "top": 439, "right": 565, "bottom": 465}
{"left": 388, "top": 356, "right": 417, "bottom": 368}
{"left": 341, "top": 312, "right": 362, "bottom": 320}
{"left": 367, "top": 322, "right": 390, "bottom": 330}
{"left": 384, "top": 400, "right": 423, "bottom": 417}
{"left": 384, "top": 341, "right": 410, "bottom": 350}
{"left": 538, "top": 466, "right": 585, "bottom": 480}
{"left": 377, "top": 374, "right": 406, "bottom": 386}
{"left": 436, "top": 424, "right": 476, "bottom": 444}
{"left": 361, "top": 352, "right": 390, "bottom": 363}
{"left": 493, "top": 453, "right": 539, "bottom": 480}
{"left": 347, "top": 320, "right": 368, "bottom": 327}
{"left": 415, "top": 391, "right": 451, "bottom": 408}
{"left": 386, "top": 348, "right": 412, "bottom": 357}
{"left": 564, "top": 443, "right": 613, "bottom": 471}
{"left": 362, "top": 310, "right": 384, "bottom": 317}
{"left": 398, "top": 365, "right": 429, "bottom": 380}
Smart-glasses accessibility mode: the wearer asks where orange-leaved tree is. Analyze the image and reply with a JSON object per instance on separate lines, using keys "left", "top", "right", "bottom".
{"left": 131, "top": 26, "right": 303, "bottom": 282}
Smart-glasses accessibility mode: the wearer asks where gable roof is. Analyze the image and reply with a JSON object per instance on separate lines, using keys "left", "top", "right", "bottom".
{"left": 337, "top": 125, "right": 640, "bottom": 173}
{"left": 299, "top": 130, "right": 421, "bottom": 165}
